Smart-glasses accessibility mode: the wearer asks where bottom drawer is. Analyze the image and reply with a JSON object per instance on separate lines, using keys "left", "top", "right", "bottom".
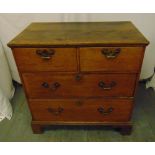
{"left": 29, "top": 99, "right": 133, "bottom": 122}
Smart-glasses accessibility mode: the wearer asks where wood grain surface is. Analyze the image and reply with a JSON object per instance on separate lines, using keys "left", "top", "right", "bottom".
{"left": 80, "top": 47, "right": 144, "bottom": 72}
{"left": 22, "top": 73, "right": 137, "bottom": 98}
{"left": 13, "top": 48, "right": 77, "bottom": 72}
{"left": 8, "top": 22, "right": 149, "bottom": 47}
{"left": 29, "top": 98, "right": 133, "bottom": 122}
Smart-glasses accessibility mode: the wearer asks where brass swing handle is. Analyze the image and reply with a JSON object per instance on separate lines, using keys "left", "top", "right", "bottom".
{"left": 98, "top": 81, "right": 116, "bottom": 90}
{"left": 47, "top": 107, "right": 64, "bottom": 116}
{"left": 97, "top": 107, "right": 114, "bottom": 115}
{"left": 36, "top": 49, "right": 55, "bottom": 59}
{"left": 42, "top": 82, "right": 61, "bottom": 90}
{"left": 101, "top": 48, "right": 121, "bottom": 59}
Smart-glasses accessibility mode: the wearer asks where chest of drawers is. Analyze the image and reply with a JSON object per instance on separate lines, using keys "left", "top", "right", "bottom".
{"left": 8, "top": 22, "right": 149, "bottom": 135}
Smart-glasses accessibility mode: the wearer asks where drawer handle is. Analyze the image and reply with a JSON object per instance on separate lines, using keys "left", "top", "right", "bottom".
{"left": 97, "top": 107, "right": 114, "bottom": 115}
{"left": 98, "top": 81, "right": 116, "bottom": 90}
{"left": 51, "top": 82, "right": 61, "bottom": 90}
{"left": 41, "top": 82, "right": 60, "bottom": 90}
{"left": 36, "top": 49, "right": 55, "bottom": 59}
{"left": 101, "top": 48, "right": 121, "bottom": 59}
{"left": 47, "top": 107, "right": 64, "bottom": 116}
{"left": 42, "top": 82, "right": 49, "bottom": 88}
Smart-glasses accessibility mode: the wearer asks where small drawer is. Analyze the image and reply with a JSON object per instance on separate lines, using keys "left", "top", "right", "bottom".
{"left": 80, "top": 47, "right": 144, "bottom": 73}
{"left": 22, "top": 73, "right": 136, "bottom": 98}
{"left": 13, "top": 48, "right": 77, "bottom": 72}
{"left": 29, "top": 98, "right": 133, "bottom": 122}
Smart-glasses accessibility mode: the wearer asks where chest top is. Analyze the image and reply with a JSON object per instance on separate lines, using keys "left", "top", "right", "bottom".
{"left": 8, "top": 22, "right": 149, "bottom": 47}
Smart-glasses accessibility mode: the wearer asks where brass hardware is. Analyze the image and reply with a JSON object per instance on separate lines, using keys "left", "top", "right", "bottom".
{"left": 101, "top": 48, "right": 121, "bottom": 59}
{"left": 75, "top": 74, "right": 82, "bottom": 81}
{"left": 51, "top": 82, "right": 61, "bottom": 90}
{"left": 97, "top": 107, "right": 114, "bottom": 115}
{"left": 41, "top": 82, "right": 49, "bottom": 88}
{"left": 98, "top": 81, "right": 116, "bottom": 90}
{"left": 47, "top": 107, "right": 64, "bottom": 116}
{"left": 42, "top": 82, "right": 60, "bottom": 90}
{"left": 36, "top": 49, "right": 55, "bottom": 59}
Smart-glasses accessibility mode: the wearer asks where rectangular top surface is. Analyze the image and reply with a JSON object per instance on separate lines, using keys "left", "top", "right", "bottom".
{"left": 8, "top": 22, "right": 149, "bottom": 47}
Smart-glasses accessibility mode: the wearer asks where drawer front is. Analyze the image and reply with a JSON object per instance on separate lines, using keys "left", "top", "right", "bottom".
{"left": 80, "top": 47, "right": 144, "bottom": 72}
{"left": 13, "top": 48, "right": 77, "bottom": 72}
{"left": 23, "top": 73, "right": 136, "bottom": 98}
{"left": 29, "top": 99, "right": 133, "bottom": 122}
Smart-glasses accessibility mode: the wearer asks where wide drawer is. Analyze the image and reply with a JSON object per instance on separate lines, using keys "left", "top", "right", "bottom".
{"left": 80, "top": 47, "right": 144, "bottom": 72}
{"left": 29, "top": 99, "right": 133, "bottom": 122}
{"left": 23, "top": 73, "right": 136, "bottom": 98}
{"left": 13, "top": 48, "right": 77, "bottom": 72}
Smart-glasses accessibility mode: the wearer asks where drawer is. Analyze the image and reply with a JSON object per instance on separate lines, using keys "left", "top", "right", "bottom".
{"left": 13, "top": 48, "right": 77, "bottom": 72}
{"left": 22, "top": 73, "right": 136, "bottom": 98}
{"left": 80, "top": 47, "right": 144, "bottom": 72}
{"left": 29, "top": 99, "right": 133, "bottom": 122}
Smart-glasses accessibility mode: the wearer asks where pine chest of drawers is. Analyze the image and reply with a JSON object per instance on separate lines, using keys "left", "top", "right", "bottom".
{"left": 8, "top": 22, "right": 149, "bottom": 135}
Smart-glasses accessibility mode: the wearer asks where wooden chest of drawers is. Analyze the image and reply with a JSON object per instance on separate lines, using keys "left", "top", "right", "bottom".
{"left": 8, "top": 22, "right": 149, "bottom": 135}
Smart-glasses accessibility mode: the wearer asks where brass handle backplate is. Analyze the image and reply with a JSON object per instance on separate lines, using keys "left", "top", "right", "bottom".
{"left": 98, "top": 81, "right": 116, "bottom": 90}
{"left": 101, "top": 48, "right": 121, "bottom": 59}
{"left": 51, "top": 82, "right": 61, "bottom": 90}
{"left": 97, "top": 107, "right": 114, "bottom": 115}
{"left": 42, "top": 82, "right": 49, "bottom": 88}
{"left": 41, "top": 82, "right": 61, "bottom": 90}
{"left": 36, "top": 49, "right": 55, "bottom": 59}
{"left": 47, "top": 107, "right": 64, "bottom": 116}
